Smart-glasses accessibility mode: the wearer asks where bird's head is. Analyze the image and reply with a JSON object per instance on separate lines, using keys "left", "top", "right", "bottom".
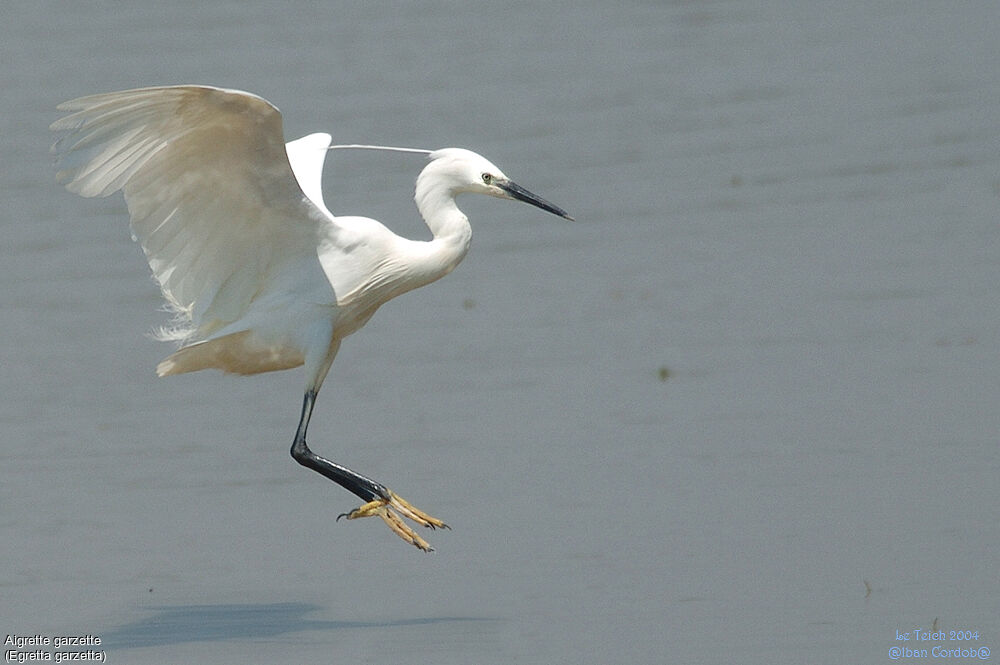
{"left": 424, "top": 148, "right": 574, "bottom": 220}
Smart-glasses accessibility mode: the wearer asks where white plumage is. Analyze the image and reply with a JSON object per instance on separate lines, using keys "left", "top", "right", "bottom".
{"left": 51, "top": 85, "right": 571, "bottom": 550}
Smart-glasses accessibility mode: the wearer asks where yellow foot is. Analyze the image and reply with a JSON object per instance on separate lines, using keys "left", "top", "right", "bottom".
{"left": 338, "top": 489, "right": 449, "bottom": 552}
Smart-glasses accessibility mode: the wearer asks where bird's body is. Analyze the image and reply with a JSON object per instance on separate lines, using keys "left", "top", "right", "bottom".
{"left": 51, "top": 85, "right": 570, "bottom": 551}
{"left": 156, "top": 146, "right": 474, "bottom": 380}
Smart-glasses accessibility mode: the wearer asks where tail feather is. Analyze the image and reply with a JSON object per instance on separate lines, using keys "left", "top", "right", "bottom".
{"left": 157, "top": 330, "right": 303, "bottom": 377}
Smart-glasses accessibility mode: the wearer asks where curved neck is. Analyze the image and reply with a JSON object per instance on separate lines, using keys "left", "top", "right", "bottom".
{"left": 416, "top": 170, "right": 470, "bottom": 236}
{"left": 414, "top": 168, "right": 473, "bottom": 263}
{"left": 392, "top": 168, "right": 472, "bottom": 289}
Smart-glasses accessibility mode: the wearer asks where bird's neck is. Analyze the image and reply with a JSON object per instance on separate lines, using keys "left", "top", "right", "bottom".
{"left": 413, "top": 173, "right": 473, "bottom": 274}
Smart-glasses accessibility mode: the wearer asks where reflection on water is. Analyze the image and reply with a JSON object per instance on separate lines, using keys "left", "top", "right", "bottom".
{"left": 102, "top": 603, "right": 492, "bottom": 649}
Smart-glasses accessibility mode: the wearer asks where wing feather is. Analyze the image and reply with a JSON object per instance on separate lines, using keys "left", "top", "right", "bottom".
{"left": 51, "top": 85, "right": 333, "bottom": 340}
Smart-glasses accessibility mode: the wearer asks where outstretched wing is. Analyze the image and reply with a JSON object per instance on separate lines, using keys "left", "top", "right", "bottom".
{"left": 51, "top": 85, "right": 332, "bottom": 338}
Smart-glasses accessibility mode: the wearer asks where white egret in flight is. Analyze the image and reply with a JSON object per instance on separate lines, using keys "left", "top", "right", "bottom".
{"left": 50, "top": 85, "right": 571, "bottom": 551}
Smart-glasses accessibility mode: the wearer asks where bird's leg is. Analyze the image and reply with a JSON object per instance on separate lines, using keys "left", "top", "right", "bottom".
{"left": 289, "top": 390, "right": 448, "bottom": 551}
{"left": 290, "top": 389, "right": 386, "bottom": 503}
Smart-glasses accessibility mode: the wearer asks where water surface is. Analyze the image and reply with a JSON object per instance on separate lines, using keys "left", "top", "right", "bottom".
{"left": 2, "top": 2, "right": 998, "bottom": 663}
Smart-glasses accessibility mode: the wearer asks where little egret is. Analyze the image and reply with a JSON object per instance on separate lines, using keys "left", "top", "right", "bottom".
{"left": 51, "top": 85, "right": 571, "bottom": 551}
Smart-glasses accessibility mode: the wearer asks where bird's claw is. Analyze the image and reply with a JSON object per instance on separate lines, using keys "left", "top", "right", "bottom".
{"left": 338, "top": 489, "right": 448, "bottom": 552}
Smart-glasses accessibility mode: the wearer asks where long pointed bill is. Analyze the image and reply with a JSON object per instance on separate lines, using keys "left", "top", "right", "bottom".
{"left": 499, "top": 180, "right": 574, "bottom": 221}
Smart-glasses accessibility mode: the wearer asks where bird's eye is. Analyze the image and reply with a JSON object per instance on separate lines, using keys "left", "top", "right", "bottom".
{"left": 481, "top": 173, "right": 493, "bottom": 184}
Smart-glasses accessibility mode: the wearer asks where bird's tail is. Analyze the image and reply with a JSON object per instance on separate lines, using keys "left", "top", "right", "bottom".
{"left": 156, "top": 331, "right": 304, "bottom": 377}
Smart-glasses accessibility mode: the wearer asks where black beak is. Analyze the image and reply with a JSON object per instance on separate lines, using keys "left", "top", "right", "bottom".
{"left": 498, "top": 179, "right": 574, "bottom": 221}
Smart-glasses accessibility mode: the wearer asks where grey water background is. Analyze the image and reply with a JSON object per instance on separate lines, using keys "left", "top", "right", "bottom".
{"left": 2, "top": 1, "right": 998, "bottom": 663}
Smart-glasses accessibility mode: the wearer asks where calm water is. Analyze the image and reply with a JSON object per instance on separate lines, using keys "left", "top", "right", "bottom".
{"left": 3, "top": 2, "right": 999, "bottom": 663}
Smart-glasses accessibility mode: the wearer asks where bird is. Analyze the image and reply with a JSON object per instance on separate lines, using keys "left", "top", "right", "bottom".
{"left": 50, "top": 85, "right": 572, "bottom": 552}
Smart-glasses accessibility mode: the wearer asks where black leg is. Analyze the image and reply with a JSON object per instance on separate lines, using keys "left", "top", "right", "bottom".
{"left": 289, "top": 389, "right": 448, "bottom": 551}
{"left": 289, "top": 389, "right": 389, "bottom": 504}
